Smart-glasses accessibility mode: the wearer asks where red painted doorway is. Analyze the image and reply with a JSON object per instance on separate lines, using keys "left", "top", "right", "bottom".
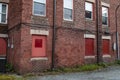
{"left": 0, "top": 38, "right": 7, "bottom": 56}
{"left": 85, "top": 38, "right": 94, "bottom": 56}
{"left": 0, "top": 38, "right": 7, "bottom": 73}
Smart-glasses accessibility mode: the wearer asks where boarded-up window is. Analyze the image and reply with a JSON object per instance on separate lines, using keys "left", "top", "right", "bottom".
{"left": 0, "top": 38, "right": 6, "bottom": 56}
{"left": 102, "top": 39, "right": 109, "bottom": 55}
{"left": 32, "top": 35, "right": 47, "bottom": 57}
{"left": 35, "top": 39, "right": 43, "bottom": 48}
{"left": 85, "top": 38, "right": 94, "bottom": 56}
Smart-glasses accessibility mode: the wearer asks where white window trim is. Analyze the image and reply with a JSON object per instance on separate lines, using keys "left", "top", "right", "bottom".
{"left": 33, "top": 0, "right": 46, "bottom": 16}
{"left": 86, "top": 0, "right": 95, "bottom": 3}
{"left": 103, "top": 54, "right": 111, "bottom": 58}
{"left": 0, "top": 34, "right": 8, "bottom": 38}
{"left": 0, "top": 3, "right": 8, "bottom": 24}
{"left": 101, "top": 2, "right": 110, "bottom": 7}
{"left": 63, "top": 0, "right": 73, "bottom": 21}
{"left": 102, "top": 36, "right": 111, "bottom": 40}
{"left": 0, "top": 57, "right": 6, "bottom": 59}
{"left": 84, "top": 34, "right": 95, "bottom": 39}
{"left": 31, "top": 57, "right": 48, "bottom": 61}
{"left": 85, "top": 56, "right": 95, "bottom": 59}
{"left": 30, "top": 29, "right": 49, "bottom": 35}
{"left": 102, "top": 6, "right": 109, "bottom": 26}
{"left": 85, "top": 2, "right": 93, "bottom": 20}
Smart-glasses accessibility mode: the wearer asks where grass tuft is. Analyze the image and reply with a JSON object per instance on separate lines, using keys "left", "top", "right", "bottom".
{"left": 43, "top": 64, "right": 105, "bottom": 74}
{"left": 0, "top": 75, "right": 15, "bottom": 80}
{"left": 115, "top": 60, "right": 120, "bottom": 65}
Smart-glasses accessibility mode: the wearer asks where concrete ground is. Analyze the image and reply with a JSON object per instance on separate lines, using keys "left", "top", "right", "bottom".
{"left": 27, "top": 66, "right": 120, "bottom": 80}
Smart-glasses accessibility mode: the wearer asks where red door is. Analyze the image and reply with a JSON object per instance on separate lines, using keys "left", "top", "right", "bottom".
{"left": 102, "top": 39, "right": 109, "bottom": 55}
{"left": 0, "top": 38, "right": 7, "bottom": 72}
{"left": 0, "top": 38, "right": 6, "bottom": 56}
{"left": 32, "top": 35, "right": 47, "bottom": 57}
{"left": 85, "top": 38, "right": 94, "bottom": 56}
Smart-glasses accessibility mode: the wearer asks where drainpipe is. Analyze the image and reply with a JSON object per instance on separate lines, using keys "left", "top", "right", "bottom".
{"left": 51, "top": 0, "right": 56, "bottom": 70}
{"left": 115, "top": 4, "right": 120, "bottom": 60}
{"left": 96, "top": 0, "right": 99, "bottom": 64}
{"left": 96, "top": 0, "right": 102, "bottom": 64}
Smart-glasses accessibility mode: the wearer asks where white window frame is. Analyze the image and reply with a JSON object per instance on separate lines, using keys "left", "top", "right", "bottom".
{"left": 85, "top": 2, "right": 93, "bottom": 20}
{"left": 102, "top": 6, "right": 109, "bottom": 26}
{"left": 63, "top": 0, "right": 73, "bottom": 21}
{"left": 0, "top": 3, "right": 8, "bottom": 24}
{"left": 33, "top": 0, "right": 46, "bottom": 16}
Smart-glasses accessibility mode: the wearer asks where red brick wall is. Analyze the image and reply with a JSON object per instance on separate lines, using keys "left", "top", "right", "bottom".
{"left": 55, "top": 28, "right": 85, "bottom": 67}
{"left": 8, "top": 0, "right": 120, "bottom": 74}
{"left": 110, "top": 0, "right": 120, "bottom": 60}
{"left": 52, "top": 0, "right": 86, "bottom": 68}
{"left": 7, "top": 25, "right": 21, "bottom": 72}
{"left": 8, "top": 0, "right": 53, "bottom": 73}
{"left": 8, "top": 0, "right": 22, "bottom": 28}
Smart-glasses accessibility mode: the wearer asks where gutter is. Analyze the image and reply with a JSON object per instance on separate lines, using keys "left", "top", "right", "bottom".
{"left": 51, "top": 0, "right": 56, "bottom": 70}
{"left": 115, "top": 4, "right": 120, "bottom": 60}
{"left": 96, "top": 0, "right": 102, "bottom": 63}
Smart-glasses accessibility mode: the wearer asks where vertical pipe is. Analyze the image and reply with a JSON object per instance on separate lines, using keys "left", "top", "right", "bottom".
{"left": 115, "top": 4, "right": 120, "bottom": 60}
{"left": 51, "top": 0, "right": 56, "bottom": 70}
{"left": 96, "top": 0, "right": 102, "bottom": 63}
{"left": 96, "top": 0, "right": 100, "bottom": 64}
{"left": 117, "top": 32, "right": 119, "bottom": 59}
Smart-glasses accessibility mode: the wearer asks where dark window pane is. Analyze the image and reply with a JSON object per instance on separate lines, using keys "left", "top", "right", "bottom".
{"left": 35, "top": 39, "right": 43, "bottom": 48}
{"left": 1, "top": 14, "right": 6, "bottom": 23}
{"left": 2, "top": 4, "right": 6, "bottom": 13}
{"left": 34, "top": 2, "right": 45, "bottom": 15}
{"left": 102, "top": 16, "right": 108, "bottom": 25}
{"left": 64, "top": 8, "right": 72, "bottom": 20}
{"left": 85, "top": 11, "right": 92, "bottom": 19}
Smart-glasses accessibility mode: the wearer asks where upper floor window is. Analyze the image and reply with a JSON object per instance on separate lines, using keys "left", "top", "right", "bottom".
{"left": 102, "top": 7, "right": 108, "bottom": 25}
{"left": 33, "top": 0, "right": 46, "bottom": 16}
{"left": 0, "top": 3, "right": 7, "bottom": 24}
{"left": 85, "top": 2, "right": 93, "bottom": 20}
{"left": 63, "top": 0, "right": 73, "bottom": 21}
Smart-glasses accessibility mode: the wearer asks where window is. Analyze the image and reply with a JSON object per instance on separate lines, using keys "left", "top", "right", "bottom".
{"left": 85, "top": 2, "right": 93, "bottom": 19}
{"left": 102, "top": 7, "right": 108, "bottom": 25}
{"left": 63, "top": 0, "right": 73, "bottom": 20}
{"left": 33, "top": 0, "right": 46, "bottom": 16}
{"left": 85, "top": 38, "right": 94, "bottom": 56}
{"left": 0, "top": 3, "right": 7, "bottom": 24}
{"left": 32, "top": 35, "right": 47, "bottom": 57}
{"left": 102, "top": 39, "right": 109, "bottom": 55}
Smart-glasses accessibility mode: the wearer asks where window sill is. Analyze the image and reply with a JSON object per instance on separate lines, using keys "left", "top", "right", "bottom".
{"left": 103, "top": 55, "right": 111, "bottom": 58}
{"left": 32, "top": 14, "right": 46, "bottom": 17}
{"left": 85, "top": 18, "right": 95, "bottom": 22}
{"left": 0, "top": 55, "right": 6, "bottom": 59}
{"left": 85, "top": 18, "right": 93, "bottom": 21}
{"left": 0, "top": 22, "right": 7, "bottom": 25}
{"left": 63, "top": 19, "right": 73, "bottom": 22}
{"left": 102, "top": 24, "right": 109, "bottom": 27}
{"left": 30, "top": 57, "right": 48, "bottom": 61}
{"left": 85, "top": 56, "right": 95, "bottom": 59}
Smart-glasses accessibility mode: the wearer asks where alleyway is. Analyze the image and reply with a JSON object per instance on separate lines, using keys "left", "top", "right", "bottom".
{"left": 27, "top": 66, "right": 120, "bottom": 80}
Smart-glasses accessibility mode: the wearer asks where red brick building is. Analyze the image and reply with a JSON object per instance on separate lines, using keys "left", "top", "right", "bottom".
{"left": 0, "top": 0, "right": 119, "bottom": 74}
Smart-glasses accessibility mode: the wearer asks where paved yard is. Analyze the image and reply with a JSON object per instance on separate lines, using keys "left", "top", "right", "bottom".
{"left": 27, "top": 66, "right": 120, "bottom": 80}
